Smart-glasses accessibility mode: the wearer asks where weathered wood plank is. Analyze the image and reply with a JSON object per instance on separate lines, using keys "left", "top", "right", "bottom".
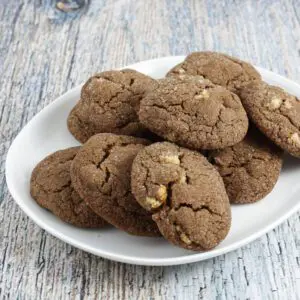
{"left": 0, "top": 0, "right": 299, "bottom": 299}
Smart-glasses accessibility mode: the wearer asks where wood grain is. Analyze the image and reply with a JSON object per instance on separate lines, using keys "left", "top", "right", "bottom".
{"left": 0, "top": 0, "right": 299, "bottom": 299}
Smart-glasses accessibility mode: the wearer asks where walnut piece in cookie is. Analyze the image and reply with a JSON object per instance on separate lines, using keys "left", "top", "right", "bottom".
{"left": 30, "top": 147, "right": 107, "bottom": 228}
{"left": 167, "top": 51, "right": 261, "bottom": 94}
{"left": 209, "top": 126, "right": 283, "bottom": 204}
{"left": 139, "top": 76, "right": 249, "bottom": 150}
{"left": 240, "top": 81, "right": 300, "bottom": 158}
{"left": 70, "top": 133, "right": 160, "bottom": 236}
{"left": 67, "top": 69, "right": 158, "bottom": 143}
{"left": 131, "top": 142, "right": 231, "bottom": 251}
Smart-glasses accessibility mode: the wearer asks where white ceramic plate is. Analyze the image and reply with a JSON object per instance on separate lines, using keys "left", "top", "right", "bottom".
{"left": 6, "top": 56, "right": 300, "bottom": 266}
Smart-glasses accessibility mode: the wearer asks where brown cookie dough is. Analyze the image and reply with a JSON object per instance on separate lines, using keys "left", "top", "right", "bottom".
{"left": 209, "top": 126, "right": 283, "bottom": 204}
{"left": 70, "top": 133, "right": 160, "bottom": 236}
{"left": 30, "top": 147, "right": 106, "bottom": 228}
{"left": 131, "top": 142, "right": 231, "bottom": 251}
{"left": 68, "top": 69, "right": 158, "bottom": 143}
{"left": 167, "top": 51, "right": 261, "bottom": 94}
{"left": 240, "top": 81, "right": 300, "bottom": 158}
{"left": 139, "top": 76, "right": 249, "bottom": 150}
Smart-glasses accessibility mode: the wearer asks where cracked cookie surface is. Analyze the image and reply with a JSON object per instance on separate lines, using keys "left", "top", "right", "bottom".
{"left": 67, "top": 69, "right": 158, "bottom": 143}
{"left": 139, "top": 76, "right": 248, "bottom": 150}
{"left": 70, "top": 133, "right": 160, "bottom": 236}
{"left": 167, "top": 51, "right": 261, "bottom": 94}
{"left": 240, "top": 81, "right": 300, "bottom": 158}
{"left": 131, "top": 142, "right": 231, "bottom": 251}
{"left": 30, "top": 147, "right": 106, "bottom": 228}
{"left": 209, "top": 126, "right": 283, "bottom": 204}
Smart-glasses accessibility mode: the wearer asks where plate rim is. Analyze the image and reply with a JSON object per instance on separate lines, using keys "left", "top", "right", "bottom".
{"left": 5, "top": 55, "right": 300, "bottom": 266}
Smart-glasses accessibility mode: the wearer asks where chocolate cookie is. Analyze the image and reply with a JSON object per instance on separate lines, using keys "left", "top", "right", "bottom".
{"left": 240, "top": 81, "right": 300, "bottom": 158}
{"left": 30, "top": 147, "right": 106, "bottom": 228}
{"left": 68, "top": 69, "right": 158, "bottom": 143}
{"left": 167, "top": 51, "right": 261, "bottom": 94}
{"left": 139, "top": 76, "right": 248, "bottom": 150}
{"left": 70, "top": 133, "right": 160, "bottom": 236}
{"left": 209, "top": 127, "right": 283, "bottom": 204}
{"left": 131, "top": 142, "right": 231, "bottom": 251}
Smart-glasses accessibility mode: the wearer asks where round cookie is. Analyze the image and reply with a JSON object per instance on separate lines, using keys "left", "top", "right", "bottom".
{"left": 167, "top": 51, "right": 261, "bottom": 94}
{"left": 70, "top": 133, "right": 160, "bottom": 236}
{"left": 30, "top": 147, "right": 106, "bottom": 228}
{"left": 139, "top": 76, "right": 249, "bottom": 150}
{"left": 240, "top": 81, "right": 300, "bottom": 158}
{"left": 68, "top": 69, "right": 158, "bottom": 143}
{"left": 209, "top": 126, "right": 283, "bottom": 204}
{"left": 131, "top": 142, "right": 231, "bottom": 251}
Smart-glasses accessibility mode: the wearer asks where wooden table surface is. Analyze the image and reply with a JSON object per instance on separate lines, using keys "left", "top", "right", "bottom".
{"left": 0, "top": 1, "right": 299, "bottom": 299}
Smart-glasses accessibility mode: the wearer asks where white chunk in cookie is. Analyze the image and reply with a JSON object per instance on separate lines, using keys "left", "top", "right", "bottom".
{"left": 156, "top": 185, "right": 167, "bottom": 202}
{"left": 160, "top": 154, "right": 180, "bottom": 165}
{"left": 145, "top": 197, "right": 162, "bottom": 209}
{"left": 194, "top": 89, "right": 210, "bottom": 100}
{"left": 284, "top": 100, "right": 292, "bottom": 109}
{"left": 176, "top": 225, "right": 192, "bottom": 245}
{"left": 145, "top": 185, "right": 167, "bottom": 209}
{"left": 289, "top": 132, "right": 300, "bottom": 147}
{"left": 177, "top": 68, "right": 186, "bottom": 74}
{"left": 267, "top": 97, "right": 282, "bottom": 110}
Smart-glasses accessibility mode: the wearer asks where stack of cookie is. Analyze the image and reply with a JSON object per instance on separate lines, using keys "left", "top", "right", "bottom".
{"left": 31, "top": 51, "right": 300, "bottom": 252}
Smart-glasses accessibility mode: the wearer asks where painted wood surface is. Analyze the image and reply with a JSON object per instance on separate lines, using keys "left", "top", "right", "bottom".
{"left": 0, "top": 0, "right": 299, "bottom": 299}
